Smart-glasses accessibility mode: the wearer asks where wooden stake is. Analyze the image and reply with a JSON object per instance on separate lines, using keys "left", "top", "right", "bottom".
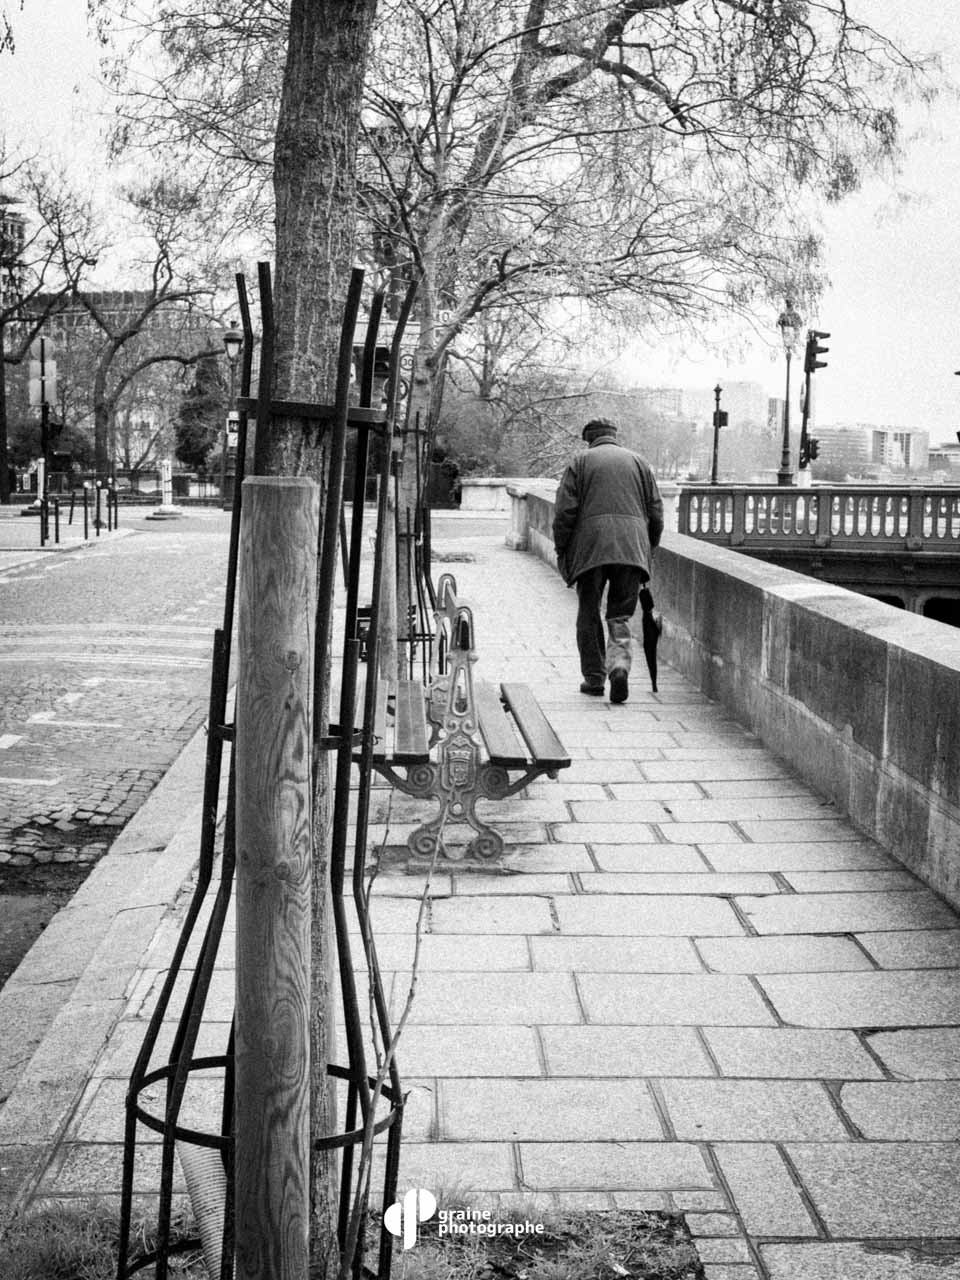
{"left": 235, "top": 475, "right": 319, "bottom": 1280}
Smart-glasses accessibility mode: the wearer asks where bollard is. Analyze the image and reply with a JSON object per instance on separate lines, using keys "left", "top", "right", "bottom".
{"left": 112, "top": 487, "right": 120, "bottom": 530}
{"left": 83, "top": 485, "right": 90, "bottom": 541}
{"left": 52, "top": 498, "right": 60, "bottom": 545}
{"left": 235, "top": 476, "right": 318, "bottom": 1280}
{"left": 68, "top": 489, "right": 76, "bottom": 526}
{"left": 95, "top": 482, "right": 102, "bottom": 536}
{"left": 39, "top": 497, "right": 47, "bottom": 548}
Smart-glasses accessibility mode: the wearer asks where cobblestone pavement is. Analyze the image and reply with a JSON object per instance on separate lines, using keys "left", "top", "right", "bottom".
{"left": 0, "top": 508, "right": 229, "bottom": 979}
{"left": 0, "top": 637, "right": 213, "bottom": 868}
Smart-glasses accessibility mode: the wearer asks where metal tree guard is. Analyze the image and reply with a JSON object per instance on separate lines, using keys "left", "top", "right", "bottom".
{"left": 117, "top": 266, "right": 417, "bottom": 1280}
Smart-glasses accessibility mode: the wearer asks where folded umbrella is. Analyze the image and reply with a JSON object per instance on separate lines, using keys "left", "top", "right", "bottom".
{"left": 638, "top": 586, "right": 662, "bottom": 693}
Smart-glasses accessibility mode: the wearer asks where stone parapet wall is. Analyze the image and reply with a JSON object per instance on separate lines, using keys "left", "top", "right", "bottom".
{"left": 461, "top": 477, "right": 549, "bottom": 511}
{"left": 509, "top": 484, "right": 960, "bottom": 910}
{"left": 507, "top": 483, "right": 560, "bottom": 558}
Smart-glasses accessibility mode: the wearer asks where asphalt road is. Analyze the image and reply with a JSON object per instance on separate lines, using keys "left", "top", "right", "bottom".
{"left": 0, "top": 506, "right": 232, "bottom": 985}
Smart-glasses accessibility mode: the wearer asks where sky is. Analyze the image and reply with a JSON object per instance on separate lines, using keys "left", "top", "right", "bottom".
{"left": 615, "top": 3, "right": 960, "bottom": 443}
{"left": 2, "top": 1, "right": 960, "bottom": 442}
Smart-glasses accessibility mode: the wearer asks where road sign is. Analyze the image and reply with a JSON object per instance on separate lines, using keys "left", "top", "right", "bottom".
{"left": 28, "top": 360, "right": 57, "bottom": 406}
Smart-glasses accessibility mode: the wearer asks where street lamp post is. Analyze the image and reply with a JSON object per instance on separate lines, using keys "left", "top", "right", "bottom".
{"left": 777, "top": 298, "right": 803, "bottom": 487}
{"left": 710, "top": 382, "right": 724, "bottom": 485}
{"left": 24, "top": 333, "right": 55, "bottom": 514}
{"left": 221, "top": 321, "right": 242, "bottom": 509}
{"left": 39, "top": 337, "right": 50, "bottom": 502}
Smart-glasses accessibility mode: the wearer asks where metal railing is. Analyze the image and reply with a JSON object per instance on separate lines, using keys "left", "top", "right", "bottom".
{"left": 678, "top": 485, "right": 960, "bottom": 551}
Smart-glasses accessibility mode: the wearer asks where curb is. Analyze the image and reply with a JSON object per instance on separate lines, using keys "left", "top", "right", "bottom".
{"left": 0, "top": 527, "right": 138, "bottom": 574}
{"left": 0, "top": 716, "right": 210, "bottom": 1219}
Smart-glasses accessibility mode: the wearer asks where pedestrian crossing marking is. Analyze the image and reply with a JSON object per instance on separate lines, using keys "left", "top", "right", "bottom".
{"left": 0, "top": 653, "right": 209, "bottom": 669}
{"left": 29, "top": 711, "right": 127, "bottom": 729}
{"left": 83, "top": 676, "right": 159, "bottom": 686}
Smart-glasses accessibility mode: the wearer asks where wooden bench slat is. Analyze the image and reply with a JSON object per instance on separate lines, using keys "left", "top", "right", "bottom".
{"left": 394, "top": 679, "right": 429, "bottom": 763}
{"left": 499, "top": 682, "right": 570, "bottom": 770}
{"left": 475, "top": 680, "right": 528, "bottom": 768}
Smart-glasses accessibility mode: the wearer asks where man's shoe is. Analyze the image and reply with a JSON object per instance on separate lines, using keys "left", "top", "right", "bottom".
{"left": 580, "top": 681, "right": 604, "bottom": 696}
{"left": 609, "top": 668, "right": 629, "bottom": 704}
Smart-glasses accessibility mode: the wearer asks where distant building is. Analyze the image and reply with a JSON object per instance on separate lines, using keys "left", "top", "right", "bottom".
{"left": 809, "top": 425, "right": 871, "bottom": 477}
{"left": 928, "top": 441, "right": 960, "bottom": 475}
{"left": 808, "top": 424, "right": 934, "bottom": 479}
{"left": 16, "top": 290, "right": 215, "bottom": 472}
{"left": 719, "top": 381, "right": 768, "bottom": 427}
{"left": 869, "top": 427, "right": 930, "bottom": 471}
{"left": 635, "top": 386, "right": 685, "bottom": 418}
{"left": 37, "top": 290, "right": 210, "bottom": 337}
{"left": 680, "top": 382, "right": 769, "bottom": 431}
{"left": 0, "top": 191, "right": 27, "bottom": 313}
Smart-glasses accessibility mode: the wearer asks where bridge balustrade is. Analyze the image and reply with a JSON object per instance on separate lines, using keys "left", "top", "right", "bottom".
{"left": 680, "top": 485, "right": 960, "bottom": 551}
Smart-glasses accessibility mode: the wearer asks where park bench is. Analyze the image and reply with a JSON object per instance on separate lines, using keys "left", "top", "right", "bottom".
{"left": 365, "top": 572, "right": 570, "bottom": 861}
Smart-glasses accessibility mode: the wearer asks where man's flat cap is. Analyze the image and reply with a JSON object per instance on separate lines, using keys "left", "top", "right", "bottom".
{"left": 582, "top": 418, "right": 618, "bottom": 441}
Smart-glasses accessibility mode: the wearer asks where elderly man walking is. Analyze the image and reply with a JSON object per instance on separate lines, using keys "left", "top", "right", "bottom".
{"left": 552, "top": 418, "right": 663, "bottom": 704}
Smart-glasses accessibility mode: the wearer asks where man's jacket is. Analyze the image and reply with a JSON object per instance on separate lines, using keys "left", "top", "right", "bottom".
{"left": 552, "top": 436, "right": 664, "bottom": 587}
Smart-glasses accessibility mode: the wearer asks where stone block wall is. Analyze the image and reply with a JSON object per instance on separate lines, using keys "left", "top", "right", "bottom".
{"left": 510, "top": 485, "right": 960, "bottom": 910}
{"left": 461, "top": 478, "right": 549, "bottom": 511}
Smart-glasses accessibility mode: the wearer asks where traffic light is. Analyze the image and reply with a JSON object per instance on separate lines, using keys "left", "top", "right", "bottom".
{"left": 799, "top": 435, "right": 821, "bottom": 467}
{"left": 804, "top": 329, "right": 830, "bottom": 374}
{"left": 713, "top": 409, "right": 728, "bottom": 429}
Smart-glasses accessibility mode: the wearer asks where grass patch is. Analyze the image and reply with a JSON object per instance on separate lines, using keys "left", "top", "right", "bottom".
{"left": 0, "top": 1200, "right": 706, "bottom": 1279}
{"left": 0, "top": 1201, "right": 204, "bottom": 1279}
{"left": 395, "top": 1208, "right": 705, "bottom": 1280}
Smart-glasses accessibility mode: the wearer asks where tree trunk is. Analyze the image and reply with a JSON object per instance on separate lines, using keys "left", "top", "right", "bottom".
{"left": 269, "top": 3, "right": 379, "bottom": 1276}
{"left": 93, "top": 369, "right": 111, "bottom": 478}
{"left": 0, "top": 350, "right": 10, "bottom": 504}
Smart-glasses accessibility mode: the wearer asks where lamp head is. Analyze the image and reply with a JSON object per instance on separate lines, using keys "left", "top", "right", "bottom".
{"left": 223, "top": 321, "right": 242, "bottom": 363}
{"left": 777, "top": 298, "right": 803, "bottom": 353}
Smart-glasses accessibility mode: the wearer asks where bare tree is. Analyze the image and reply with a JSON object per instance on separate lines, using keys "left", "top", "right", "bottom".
{"left": 59, "top": 178, "right": 223, "bottom": 475}
{"left": 352, "top": 0, "right": 930, "bottom": 649}
{"left": 440, "top": 306, "right": 602, "bottom": 474}
{"left": 0, "top": 160, "right": 99, "bottom": 501}
{"left": 100, "top": 3, "right": 931, "bottom": 327}
{"left": 0, "top": 4, "right": 15, "bottom": 53}
{"left": 100, "top": 3, "right": 284, "bottom": 247}
{"left": 111, "top": 362, "right": 181, "bottom": 473}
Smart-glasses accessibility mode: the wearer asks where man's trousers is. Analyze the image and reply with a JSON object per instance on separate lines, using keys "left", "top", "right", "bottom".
{"left": 574, "top": 564, "right": 645, "bottom": 687}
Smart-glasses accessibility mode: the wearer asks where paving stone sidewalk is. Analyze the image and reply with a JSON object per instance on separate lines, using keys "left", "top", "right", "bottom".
{"left": 4, "top": 518, "right": 960, "bottom": 1279}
